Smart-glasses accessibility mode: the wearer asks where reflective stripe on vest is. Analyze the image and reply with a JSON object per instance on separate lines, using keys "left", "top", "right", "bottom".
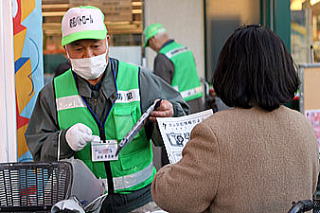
{"left": 56, "top": 95, "right": 85, "bottom": 111}
{"left": 180, "top": 86, "right": 203, "bottom": 99}
{"left": 165, "top": 47, "right": 188, "bottom": 59}
{"left": 101, "top": 162, "right": 153, "bottom": 191}
{"left": 56, "top": 89, "right": 141, "bottom": 110}
{"left": 115, "top": 89, "right": 140, "bottom": 103}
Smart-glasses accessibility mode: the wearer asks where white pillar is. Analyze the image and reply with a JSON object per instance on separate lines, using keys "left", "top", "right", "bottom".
{"left": 0, "top": 0, "right": 17, "bottom": 162}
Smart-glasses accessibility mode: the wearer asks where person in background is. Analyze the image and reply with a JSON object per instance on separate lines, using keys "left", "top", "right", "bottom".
{"left": 144, "top": 23, "right": 204, "bottom": 114}
{"left": 26, "top": 6, "right": 189, "bottom": 213}
{"left": 151, "top": 25, "right": 319, "bottom": 213}
{"left": 144, "top": 23, "right": 203, "bottom": 166}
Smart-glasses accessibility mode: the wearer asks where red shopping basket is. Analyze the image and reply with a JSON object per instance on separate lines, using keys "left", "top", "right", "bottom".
{"left": 0, "top": 161, "right": 73, "bottom": 212}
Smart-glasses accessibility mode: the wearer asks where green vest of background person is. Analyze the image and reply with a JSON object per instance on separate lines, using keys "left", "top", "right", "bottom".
{"left": 144, "top": 23, "right": 203, "bottom": 103}
{"left": 54, "top": 61, "right": 155, "bottom": 194}
{"left": 159, "top": 41, "right": 202, "bottom": 102}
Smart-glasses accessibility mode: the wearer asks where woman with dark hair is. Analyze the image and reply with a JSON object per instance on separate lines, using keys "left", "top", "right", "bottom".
{"left": 151, "top": 25, "right": 319, "bottom": 213}
{"left": 213, "top": 24, "right": 299, "bottom": 111}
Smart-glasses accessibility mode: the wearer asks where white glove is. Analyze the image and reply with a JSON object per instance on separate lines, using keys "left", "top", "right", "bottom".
{"left": 65, "top": 123, "right": 99, "bottom": 151}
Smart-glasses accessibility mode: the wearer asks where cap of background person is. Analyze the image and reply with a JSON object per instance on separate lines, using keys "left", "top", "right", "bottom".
{"left": 143, "top": 23, "right": 166, "bottom": 47}
{"left": 61, "top": 6, "right": 107, "bottom": 46}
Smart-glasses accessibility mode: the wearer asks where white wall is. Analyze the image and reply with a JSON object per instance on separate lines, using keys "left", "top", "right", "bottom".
{"left": 0, "top": 0, "right": 17, "bottom": 162}
{"left": 144, "top": 0, "right": 205, "bottom": 79}
{"left": 109, "top": 46, "right": 142, "bottom": 66}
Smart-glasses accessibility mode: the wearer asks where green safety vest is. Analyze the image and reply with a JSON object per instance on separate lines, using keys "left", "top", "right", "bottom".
{"left": 159, "top": 41, "right": 203, "bottom": 102}
{"left": 54, "top": 61, "right": 156, "bottom": 194}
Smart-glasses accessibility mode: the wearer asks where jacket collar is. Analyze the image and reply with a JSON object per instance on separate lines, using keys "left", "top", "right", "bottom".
{"left": 74, "top": 61, "right": 117, "bottom": 102}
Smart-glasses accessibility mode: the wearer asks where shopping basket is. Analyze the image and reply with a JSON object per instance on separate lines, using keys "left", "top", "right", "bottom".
{"left": 0, "top": 161, "right": 73, "bottom": 212}
{"left": 287, "top": 198, "right": 320, "bottom": 213}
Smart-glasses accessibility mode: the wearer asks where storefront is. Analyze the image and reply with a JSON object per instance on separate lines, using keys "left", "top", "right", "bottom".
{"left": 0, "top": 0, "right": 295, "bottom": 162}
{"left": 0, "top": 0, "right": 205, "bottom": 162}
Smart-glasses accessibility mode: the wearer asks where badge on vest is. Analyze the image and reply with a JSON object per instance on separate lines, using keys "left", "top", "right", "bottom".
{"left": 91, "top": 140, "right": 119, "bottom": 162}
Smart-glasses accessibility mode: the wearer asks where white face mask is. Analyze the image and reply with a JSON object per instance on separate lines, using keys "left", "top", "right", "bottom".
{"left": 67, "top": 42, "right": 108, "bottom": 80}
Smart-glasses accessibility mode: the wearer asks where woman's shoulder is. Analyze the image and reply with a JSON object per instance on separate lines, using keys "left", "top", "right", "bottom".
{"left": 198, "top": 108, "right": 244, "bottom": 132}
{"left": 202, "top": 107, "right": 250, "bottom": 123}
{"left": 201, "top": 106, "right": 309, "bottom": 129}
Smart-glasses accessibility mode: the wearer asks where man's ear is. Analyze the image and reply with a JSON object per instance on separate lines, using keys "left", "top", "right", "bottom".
{"left": 64, "top": 45, "right": 72, "bottom": 59}
{"left": 148, "top": 37, "right": 154, "bottom": 48}
{"left": 105, "top": 35, "right": 111, "bottom": 51}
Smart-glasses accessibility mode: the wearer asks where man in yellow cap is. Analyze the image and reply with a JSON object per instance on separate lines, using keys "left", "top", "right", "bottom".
{"left": 144, "top": 23, "right": 204, "bottom": 165}
{"left": 26, "top": 6, "right": 189, "bottom": 213}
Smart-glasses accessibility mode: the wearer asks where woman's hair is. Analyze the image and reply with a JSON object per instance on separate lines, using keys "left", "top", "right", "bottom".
{"left": 213, "top": 25, "right": 299, "bottom": 111}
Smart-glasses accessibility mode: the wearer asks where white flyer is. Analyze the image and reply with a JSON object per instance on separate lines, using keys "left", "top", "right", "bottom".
{"left": 156, "top": 109, "right": 213, "bottom": 164}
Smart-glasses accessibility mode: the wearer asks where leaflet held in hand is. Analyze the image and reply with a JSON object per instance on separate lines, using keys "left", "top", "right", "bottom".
{"left": 156, "top": 110, "right": 213, "bottom": 164}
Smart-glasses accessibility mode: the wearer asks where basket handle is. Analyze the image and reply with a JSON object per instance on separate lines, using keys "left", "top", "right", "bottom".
{"left": 57, "top": 130, "right": 62, "bottom": 161}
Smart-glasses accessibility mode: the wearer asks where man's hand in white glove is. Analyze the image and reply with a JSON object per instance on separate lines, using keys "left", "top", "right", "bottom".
{"left": 65, "top": 123, "right": 99, "bottom": 151}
